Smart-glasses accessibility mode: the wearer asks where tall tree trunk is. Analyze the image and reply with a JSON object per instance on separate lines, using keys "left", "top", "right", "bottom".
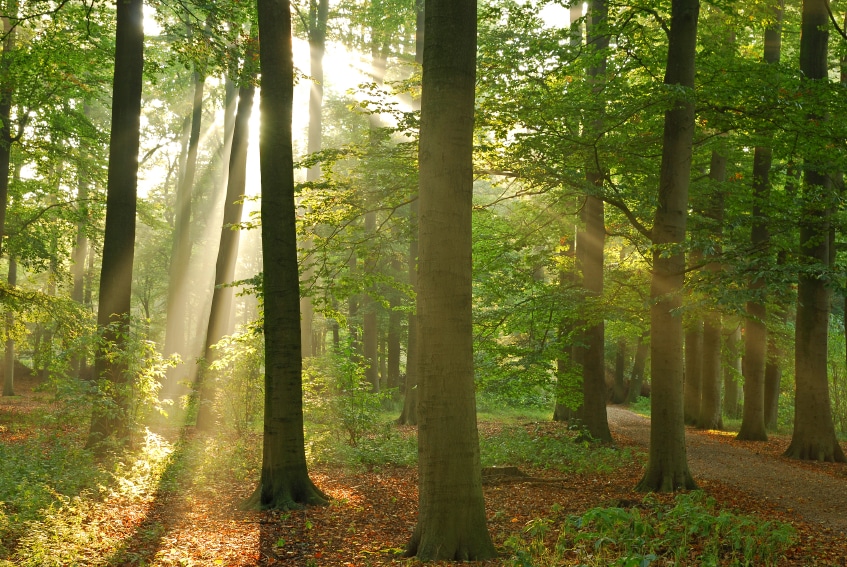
{"left": 0, "top": 0, "right": 18, "bottom": 259}
{"left": 3, "top": 255, "right": 15, "bottom": 396}
{"left": 300, "top": 0, "right": 329, "bottom": 358}
{"left": 723, "top": 323, "right": 741, "bottom": 419}
{"left": 164, "top": 69, "right": 205, "bottom": 383}
{"left": 405, "top": 0, "right": 495, "bottom": 559}
{"left": 683, "top": 319, "right": 702, "bottom": 425}
{"left": 738, "top": 4, "right": 782, "bottom": 442}
{"left": 87, "top": 0, "right": 144, "bottom": 450}
{"left": 785, "top": 0, "right": 845, "bottom": 463}
{"left": 398, "top": 0, "right": 424, "bottom": 426}
{"left": 387, "top": 258, "right": 401, "bottom": 392}
{"left": 636, "top": 0, "right": 699, "bottom": 493}
{"left": 698, "top": 150, "right": 727, "bottom": 430}
{"left": 248, "top": 0, "right": 328, "bottom": 509}
{"left": 625, "top": 332, "right": 648, "bottom": 404}
{"left": 612, "top": 337, "right": 626, "bottom": 404}
{"left": 195, "top": 81, "right": 256, "bottom": 431}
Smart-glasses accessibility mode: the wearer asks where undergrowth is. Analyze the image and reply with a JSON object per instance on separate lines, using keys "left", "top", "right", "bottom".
{"left": 505, "top": 491, "right": 796, "bottom": 567}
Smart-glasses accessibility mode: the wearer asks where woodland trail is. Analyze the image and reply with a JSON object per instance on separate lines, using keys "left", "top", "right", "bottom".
{"left": 606, "top": 406, "right": 847, "bottom": 536}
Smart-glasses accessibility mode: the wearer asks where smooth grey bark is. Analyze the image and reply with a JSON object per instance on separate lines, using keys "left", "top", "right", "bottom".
{"left": 87, "top": 0, "right": 144, "bottom": 449}
{"left": 196, "top": 81, "right": 255, "bottom": 431}
{"left": 785, "top": 0, "right": 845, "bottom": 463}
{"left": 636, "top": 0, "right": 699, "bottom": 493}
{"left": 612, "top": 337, "right": 627, "bottom": 404}
{"left": 404, "top": 0, "right": 495, "bottom": 559}
{"left": 248, "top": 0, "right": 328, "bottom": 509}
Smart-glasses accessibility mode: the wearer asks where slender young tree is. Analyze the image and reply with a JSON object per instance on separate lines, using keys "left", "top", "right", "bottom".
{"left": 87, "top": 0, "right": 144, "bottom": 449}
{"left": 248, "top": 0, "right": 328, "bottom": 509}
{"left": 785, "top": 0, "right": 845, "bottom": 463}
{"left": 404, "top": 0, "right": 496, "bottom": 559}
{"left": 398, "top": 0, "right": 423, "bottom": 426}
{"left": 196, "top": 74, "right": 256, "bottom": 431}
{"left": 636, "top": 0, "right": 700, "bottom": 493}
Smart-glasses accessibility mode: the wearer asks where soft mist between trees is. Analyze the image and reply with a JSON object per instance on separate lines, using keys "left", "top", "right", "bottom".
{"left": 0, "top": 0, "right": 846, "bottom": 561}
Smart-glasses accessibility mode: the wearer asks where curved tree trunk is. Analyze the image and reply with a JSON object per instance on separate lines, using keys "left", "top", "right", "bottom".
{"left": 87, "top": 0, "right": 144, "bottom": 450}
{"left": 404, "top": 0, "right": 495, "bottom": 559}
{"left": 248, "top": 0, "right": 328, "bottom": 509}
{"left": 636, "top": 0, "right": 699, "bottom": 493}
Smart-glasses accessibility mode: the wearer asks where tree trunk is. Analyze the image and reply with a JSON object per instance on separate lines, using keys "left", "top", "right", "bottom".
{"left": 612, "top": 337, "right": 626, "bottom": 404}
{"left": 636, "top": 0, "right": 699, "bottom": 493}
{"left": 164, "top": 69, "right": 204, "bottom": 388}
{"left": 0, "top": 0, "right": 18, "bottom": 259}
{"left": 698, "top": 150, "right": 726, "bottom": 430}
{"left": 300, "top": 0, "right": 329, "bottom": 358}
{"left": 723, "top": 323, "right": 741, "bottom": 419}
{"left": 625, "top": 332, "right": 648, "bottom": 404}
{"left": 398, "top": 0, "right": 423, "bottom": 427}
{"left": 3, "top": 255, "right": 15, "bottom": 397}
{"left": 405, "top": 0, "right": 496, "bottom": 559}
{"left": 248, "top": 0, "right": 328, "bottom": 508}
{"left": 87, "top": 0, "right": 144, "bottom": 450}
{"left": 195, "top": 80, "right": 256, "bottom": 431}
{"left": 683, "top": 319, "right": 702, "bottom": 425}
{"left": 785, "top": 0, "right": 844, "bottom": 463}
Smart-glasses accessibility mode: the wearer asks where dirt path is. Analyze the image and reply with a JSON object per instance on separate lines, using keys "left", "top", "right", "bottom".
{"left": 606, "top": 406, "right": 847, "bottom": 535}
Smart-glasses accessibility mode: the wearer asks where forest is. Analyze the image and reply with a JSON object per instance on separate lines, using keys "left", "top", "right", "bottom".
{"left": 1, "top": 0, "right": 847, "bottom": 564}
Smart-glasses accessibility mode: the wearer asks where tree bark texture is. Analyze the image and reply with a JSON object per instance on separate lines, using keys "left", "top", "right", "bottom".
{"left": 250, "top": 0, "right": 328, "bottom": 508}
{"left": 785, "top": 0, "right": 845, "bottom": 463}
{"left": 636, "top": 0, "right": 699, "bottom": 493}
{"left": 405, "top": 0, "right": 496, "bottom": 559}
{"left": 625, "top": 332, "right": 648, "bottom": 404}
{"left": 0, "top": 0, "right": 17, "bottom": 259}
{"left": 723, "top": 323, "right": 742, "bottom": 419}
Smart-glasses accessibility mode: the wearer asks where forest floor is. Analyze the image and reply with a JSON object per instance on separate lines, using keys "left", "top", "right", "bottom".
{"left": 2, "top": 377, "right": 847, "bottom": 566}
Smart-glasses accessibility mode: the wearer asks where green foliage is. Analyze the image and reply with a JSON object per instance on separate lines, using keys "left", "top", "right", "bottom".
{"left": 205, "top": 326, "right": 265, "bottom": 432}
{"left": 303, "top": 345, "right": 385, "bottom": 446}
{"left": 480, "top": 423, "right": 638, "bottom": 474}
{"left": 505, "top": 492, "right": 796, "bottom": 567}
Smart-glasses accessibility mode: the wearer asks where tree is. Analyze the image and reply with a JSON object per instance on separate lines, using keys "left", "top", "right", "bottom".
{"left": 636, "top": 0, "right": 700, "bottom": 493}
{"left": 784, "top": 0, "right": 845, "bottom": 463}
{"left": 86, "top": 0, "right": 144, "bottom": 449}
{"left": 196, "top": 56, "right": 257, "bottom": 431}
{"left": 404, "top": 0, "right": 495, "bottom": 559}
{"left": 248, "top": 0, "right": 328, "bottom": 509}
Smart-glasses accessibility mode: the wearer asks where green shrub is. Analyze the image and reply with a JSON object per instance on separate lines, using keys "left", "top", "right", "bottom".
{"left": 505, "top": 492, "right": 796, "bottom": 567}
{"left": 480, "top": 424, "right": 636, "bottom": 474}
